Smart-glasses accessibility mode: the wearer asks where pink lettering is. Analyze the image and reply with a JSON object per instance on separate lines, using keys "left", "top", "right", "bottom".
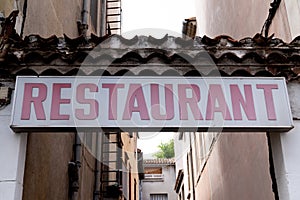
{"left": 256, "top": 84, "right": 278, "bottom": 120}
{"left": 150, "top": 84, "right": 174, "bottom": 120}
{"left": 123, "top": 84, "right": 150, "bottom": 120}
{"left": 75, "top": 84, "right": 99, "bottom": 120}
{"left": 21, "top": 83, "right": 47, "bottom": 120}
{"left": 230, "top": 85, "right": 256, "bottom": 120}
{"left": 50, "top": 83, "right": 71, "bottom": 120}
{"left": 178, "top": 84, "right": 203, "bottom": 120}
{"left": 206, "top": 84, "right": 232, "bottom": 120}
{"left": 102, "top": 84, "right": 124, "bottom": 120}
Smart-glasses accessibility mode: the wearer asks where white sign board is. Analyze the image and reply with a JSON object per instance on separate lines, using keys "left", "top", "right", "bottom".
{"left": 11, "top": 76, "right": 293, "bottom": 132}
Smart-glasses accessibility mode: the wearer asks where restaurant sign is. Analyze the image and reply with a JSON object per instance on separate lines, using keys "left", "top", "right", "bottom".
{"left": 11, "top": 76, "right": 293, "bottom": 132}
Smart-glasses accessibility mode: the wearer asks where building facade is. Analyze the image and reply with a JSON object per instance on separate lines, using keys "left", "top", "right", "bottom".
{"left": 0, "top": 1, "right": 139, "bottom": 200}
{"left": 1, "top": 1, "right": 300, "bottom": 200}
{"left": 195, "top": 0, "right": 300, "bottom": 41}
{"left": 0, "top": 0, "right": 120, "bottom": 37}
{"left": 175, "top": 1, "right": 300, "bottom": 200}
{"left": 141, "top": 159, "right": 177, "bottom": 200}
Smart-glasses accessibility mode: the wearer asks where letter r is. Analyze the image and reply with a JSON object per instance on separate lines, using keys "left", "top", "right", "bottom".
{"left": 21, "top": 83, "right": 47, "bottom": 120}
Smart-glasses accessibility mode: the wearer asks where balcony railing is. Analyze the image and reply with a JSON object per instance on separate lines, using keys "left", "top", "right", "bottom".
{"left": 144, "top": 174, "right": 164, "bottom": 181}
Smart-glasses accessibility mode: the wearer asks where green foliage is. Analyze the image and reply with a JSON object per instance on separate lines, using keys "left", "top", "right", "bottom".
{"left": 153, "top": 139, "right": 175, "bottom": 158}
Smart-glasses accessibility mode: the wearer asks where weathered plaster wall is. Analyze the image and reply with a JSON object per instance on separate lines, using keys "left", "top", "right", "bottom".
{"left": 195, "top": 0, "right": 272, "bottom": 39}
{"left": 282, "top": 0, "right": 300, "bottom": 39}
{"left": 0, "top": 0, "right": 15, "bottom": 16}
{"left": 22, "top": 133, "right": 74, "bottom": 200}
{"left": 288, "top": 82, "right": 300, "bottom": 120}
{"left": 121, "top": 132, "right": 140, "bottom": 200}
{"left": 0, "top": 0, "right": 105, "bottom": 37}
{"left": 196, "top": 0, "right": 300, "bottom": 42}
{"left": 0, "top": 0, "right": 23, "bottom": 34}
{"left": 195, "top": 133, "right": 275, "bottom": 200}
{"left": 78, "top": 146, "right": 96, "bottom": 200}
{"left": 23, "top": 0, "right": 82, "bottom": 37}
{"left": 269, "top": 0, "right": 293, "bottom": 42}
{"left": 22, "top": 133, "right": 97, "bottom": 200}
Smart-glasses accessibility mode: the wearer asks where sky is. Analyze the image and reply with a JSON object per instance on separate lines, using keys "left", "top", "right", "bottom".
{"left": 137, "top": 132, "right": 175, "bottom": 158}
{"left": 122, "top": 0, "right": 196, "bottom": 155}
{"left": 122, "top": 0, "right": 196, "bottom": 37}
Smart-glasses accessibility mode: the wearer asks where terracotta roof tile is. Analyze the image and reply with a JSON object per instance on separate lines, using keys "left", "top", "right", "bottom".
{"left": 144, "top": 158, "right": 175, "bottom": 165}
{"left": 0, "top": 33, "right": 300, "bottom": 81}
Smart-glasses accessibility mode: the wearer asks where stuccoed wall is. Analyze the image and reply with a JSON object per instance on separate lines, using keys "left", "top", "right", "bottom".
{"left": 22, "top": 0, "right": 83, "bottom": 37}
{"left": 0, "top": 88, "right": 27, "bottom": 200}
{"left": 121, "top": 132, "right": 140, "bottom": 200}
{"left": 0, "top": 0, "right": 15, "bottom": 16}
{"left": 271, "top": 0, "right": 300, "bottom": 41}
{"left": 22, "top": 133, "right": 74, "bottom": 200}
{"left": 195, "top": 0, "right": 300, "bottom": 42}
{"left": 195, "top": 0, "right": 272, "bottom": 39}
{"left": 284, "top": 0, "right": 300, "bottom": 38}
{"left": 194, "top": 133, "right": 275, "bottom": 200}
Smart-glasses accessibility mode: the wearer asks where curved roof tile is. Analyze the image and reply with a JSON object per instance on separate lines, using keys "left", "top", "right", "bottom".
{"left": 0, "top": 33, "right": 300, "bottom": 80}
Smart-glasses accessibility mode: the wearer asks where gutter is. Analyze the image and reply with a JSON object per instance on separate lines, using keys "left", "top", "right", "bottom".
{"left": 80, "top": 0, "right": 90, "bottom": 36}
{"left": 267, "top": 133, "right": 279, "bottom": 200}
{"left": 93, "top": 133, "right": 100, "bottom": 200}
{"left": 100, "top": 0, "right": 107, "bottom": 36}
{"left": 20, "top": 0, "right": 28, "bottom": 38}
{"left": 69, "top": 133, "right": 81, "bottom": 200}
{"left": 261, "top": 0, "right": 282, "bottom": 37}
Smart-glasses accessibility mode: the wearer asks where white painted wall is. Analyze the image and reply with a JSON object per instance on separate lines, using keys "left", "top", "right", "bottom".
{"left": 142, "top": 165, "right": 177, "bottom": 200}
{"left": 0, "top": 91, "right": 27, "bottom": 200}
{"left": 271, "top": 121, "right": 300, "bottom": 200}
{"left": 271, "top": 82, "right": 300, "bottom": 200}
{"left": 174, "top": 132, "right": 193, "bottom": 200}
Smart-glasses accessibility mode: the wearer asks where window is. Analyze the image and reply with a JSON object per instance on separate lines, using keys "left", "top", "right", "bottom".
{"left": 101, "top": 132, "right": 122, "bottom": 198}
{"left": 144, "top": 167, "right": 164, "bottom": 181}
{"left": 150, "top": 194, "right": 168, "bottom": 200}
{"left": 145, "top": 167, "right": 162, "bottom": 174}
{"left": 78, "top": 132, "right": 98, "bottom": 156}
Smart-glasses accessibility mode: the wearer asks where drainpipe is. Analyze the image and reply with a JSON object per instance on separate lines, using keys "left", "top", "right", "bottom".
{"left": 20, "top": 0, "right": 28, "bottom": 38}
{"left": 81, "top": 0, "right": 90, "bottom": 36}
{"left": 267, "top": 133, "right": 280, "bottom": 200}
{"left": 93, "top": 133, "right": 100, "bottom": 200}
{"left": 75, "top": 133, "right": 82, "bottom": 167}
{"left": 261, "top": 0, "right": 281, "bottom": 38}
{"left": 100, "top": 0, "right": 107, "bottom": 36}
{"left": 69, "top": 133, "right": 81, "bottom": 200}
{"left": 189, "top": 133, "right": 196, "bottom": 200}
